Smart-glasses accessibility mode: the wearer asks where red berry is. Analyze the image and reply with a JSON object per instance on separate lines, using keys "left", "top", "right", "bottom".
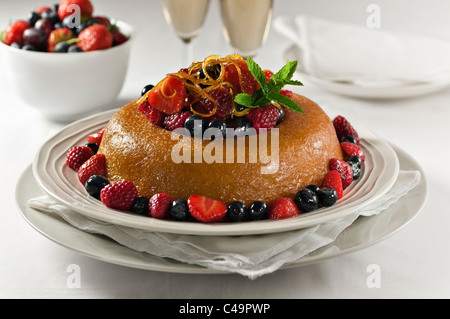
{"left": 333, "top": 115, "right": 360, "bottom": 145}
{"left": 66, "top": 146, "right": 94, "bottom": 171}
{"left": 264, "top": 69, "right": 274, "bottom": 83}
{"left": 48, "top": 28, "right": 75, "bottom": 52}
{"left": 340, "top": 142, "right": 365, "bottom": 162}
{"left": 223, "top": 59, "right": 258, "bottom": 96}
{"left": 147, "top": 76, "right": 186, "bottom": 115}
{"left": 138, "top": 100, "right": 166, "bottom": 127}
{"left": 100, "top": 181, "right": 138, "bottom": 211}
{"left": 329, "top": 158, "right": 353, "bottom": 189}
{"left": 149, "top": 193, "right": 172, "bottom": 219}
{"left": 163, "top": 110, "right": 192, "bottom": 131}
{"left": 191, "top": 86, "right": 234, "bottom": 120}
{"left": 112, "top": 30, "right": 127, "bottom": 46}
{"left": 58, "top": 0, "right": 93, "bottom": 22}
{"left": 187, "top": 195, "right": 227, "bottom": 223}
{"left": 322, "top": 170, "right": 344, "bottom": 199}
{"left": 87, "top": 127, "right": 106, "bottom": 144}
{"left": 268, "top": 197, "right": 300, "bottom": 220}
{"left": 280, "top": 89, "right": 293, "bottom": 99}
{"left": 2, "top": 20, "right": 30, "bottom": 46}
{"left": 36, "top": 6, "right": 51, "bottom": 14}
{"left": 76, "top": 24, "right": 112, "bottom": 52}
{"left": 245, "top": 104, "right": 279, "bottom": 132}
{"left": 92, "top": 16, "right": 111, "bottom": 28}
{"left": 77, "top": 153, "right": 106, "bottom": 185}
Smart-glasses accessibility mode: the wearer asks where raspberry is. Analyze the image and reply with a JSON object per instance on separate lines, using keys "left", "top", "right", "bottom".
{"left": 191, "top": 86, "right": 233, "bottom": 120}
{"left": 149, "top": 193, "right": 172, "bottom": 219}
{"left": 100, "top": 181, "right": 138, "bottom": 211}
{"left": 66, "top": 146, "right": 94, "bottom": 171}
{"left": 321, "top": 170, "right": 343, "bottom": 199}
{"left": 268, "top": 197, "right": 300, "bottom": 220}
{"left": 329, "top": 158, "right": 353, "bottom": 189}
{"left": 138, "top": 100, "right": 166, "bottom": 127}
{"left": 78, "top": 153, "right": 106, "bottom": 185}
{"left": 245, "top": 104, "right": 280, "bottom": 132}
{"left": 333, "top": 115, "right": 360, "bottom": 145}
{"left": 163, "top": 110, "right": 192, "bottom": 131}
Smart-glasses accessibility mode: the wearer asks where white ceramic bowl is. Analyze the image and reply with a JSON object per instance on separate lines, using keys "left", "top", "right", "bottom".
{"left": 0, "top": 21, "right": 134, "bottom": 122}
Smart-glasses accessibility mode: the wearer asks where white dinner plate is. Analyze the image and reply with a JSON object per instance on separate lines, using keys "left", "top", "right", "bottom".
{"left": 285, "top": 44, "right": 450, "bottom": 99}
{"left": 16, "top": 144, "right": 427, "bottom": 274}
{"left": 31, "top": 108, "right": 399, "bottom": 236}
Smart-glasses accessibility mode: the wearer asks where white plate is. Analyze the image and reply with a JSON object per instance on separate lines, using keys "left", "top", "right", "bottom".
{"left": 32, "top": 108, "right": 399, "bottom": 236}
{"left": 285, "top": 45, "right": 450, "bottom": 99}
{"left": 16, "top": 145, "right": 427, "bottom": 274}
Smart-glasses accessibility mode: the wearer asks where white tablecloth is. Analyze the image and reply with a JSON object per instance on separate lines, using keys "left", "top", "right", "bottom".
{"left": 1, "top": 0, "right": 449, "bottom": 299}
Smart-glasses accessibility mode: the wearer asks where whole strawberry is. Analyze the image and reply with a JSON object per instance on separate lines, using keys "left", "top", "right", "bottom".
{"left": 76, "top": 24, "right": 112, "bottom": 52}
{"left": 100, "top": 181, "right": 138, "bottom": 211}
{"left": 321, "top": 170, "right": 343, "bottom": 199}
{"left": 77, "top": 153, "right": 106, "bottom": 185}
{"left": 66, "top": 146, "right": 94, "bottom": 171}
{"left": 58, "top": 0, "right": 94, "bottom": 22}
{"left": 333, "top": 115, "right": 360, "bottom": 145}
{"left": 2, "top": 20, "right": 30, "bottom": 46}
{"left": 245, "top": 104, "right": 280, "bottom": 132}
{"left": 48, "top": 28, "right": 76, "bottom": 52}
{"left": 149, "top": 193, "right": 172, "bottom": 219}
{"left": 268, "top": 197, "right": 300, "bottom": 220}
{"left": 329, "top": 158, "right": 353, "bottom": 189}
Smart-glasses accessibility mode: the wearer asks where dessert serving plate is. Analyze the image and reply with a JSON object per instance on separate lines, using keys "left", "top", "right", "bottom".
{"left": 31, "top": 108, "right": 400, "bottom": 236}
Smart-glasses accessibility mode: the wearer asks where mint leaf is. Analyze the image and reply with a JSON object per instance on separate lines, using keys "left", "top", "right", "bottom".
{"left": 272, "top": 60, "right": 298, "bottom": 83}
{"left": 246, "top": 57, "right": 268, "bottom": 92}
{"left": 234, "top": 93, "right": 254, "bottom": 107}
{"left": 269, "top": 93, "right": 304, "bottom": 113}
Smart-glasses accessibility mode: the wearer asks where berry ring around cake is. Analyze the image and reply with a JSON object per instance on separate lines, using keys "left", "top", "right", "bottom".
{"left": 55, "top": 54, "right": 398, "bottom": 231}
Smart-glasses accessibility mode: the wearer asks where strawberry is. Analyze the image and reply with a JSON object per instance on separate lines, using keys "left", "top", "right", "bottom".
{"left": 76, "top": 24, "right": 112, "bottom": 52}
{"left": 191, "top": 86, "right": 234, "bottom": 120}
{"left": 280, "top": 89, "right": 293, "bottom": 99}
{"left": 87, "top": 126, "right": 106, "bottom": 145}
{"left": 163, "top": 110, "right": 192, "bottom": 131}
{"left": 268, "top": 197, "right": 300, "bottom": 220}
{"left": 245, "top": 104, "right": 279, "bottom": 132}
{"left": 111, "top": 29, "right": 127, "bottom": 46}
{"left": 187, "top": 195, "right": 227, "bottom": 223}
{"left": 138, "top": 100, "right": 166, "bottom": 127}
{"left": 47, "top": 28, "right": 76, "bottom": 52}
{"left": 340, "top": 142, "right": 365, "bottom": 162}
{"left": 66, "top": 146, "right": 94, "bottom": 171}
{"left": 58, "top": 0, "right": 93, "bottom": 22}
{"left": 100, "top": 181, "right": 138, "bottom": 211}
{"left": 147, "top": 76, "right": 186, "bottom": 115}
{"left": 329, "top": 158, "right": 353, "bottom": 189}
{"left": 92, "top": 16, "right": 111, "bottom": 28}
{"left": 333, "top": 115, "right": 360, "bottom": 145}
{"left": 149, "top": 193, "right": 172, "bottom": 219}
{"left": 77, "top": 153, "right": 106, "bottom": 185}
{"left": 264, "top": 69, "right": 274, "bottom": 83}
{"left": 2, "top": 20, "right": 30, "bottom": 46}
{"left": 223, "top": 58, "right": 258, "bottom": 96}
{"left": 321, "top": 170, "right": 344, "bottom": 199}
{"left": 36, "top": 6, "right": 51, "bottom": 14}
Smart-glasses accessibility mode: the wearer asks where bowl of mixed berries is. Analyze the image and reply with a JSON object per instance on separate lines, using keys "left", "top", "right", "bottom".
{"left": 0, "top": 0, "right": 133, "bottom": 121}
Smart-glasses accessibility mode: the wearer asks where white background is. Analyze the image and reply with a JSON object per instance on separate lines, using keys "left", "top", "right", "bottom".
{"left": 1, "top": 0, "right": 449, "bottom": 298}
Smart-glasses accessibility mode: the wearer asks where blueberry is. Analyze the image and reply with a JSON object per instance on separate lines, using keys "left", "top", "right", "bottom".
{"left": 170, "top": 199, "right": 190, "bottom": 221}
{"left": 226, "top": 201, "right": 248, "bottom": 222}
{"left": 294, "top": 188, "right": 318, "bottom": 212}
{"left": 10, "top": 42, "right": 21, "bottom": 49}
{"left": 340, "top": 135, "right": 357, "bottom": 144}
{"left": 276, "top": 107, "right": 285, "bottom": 126}
{"left": 21, "top": 44, "right": 37, "bottom": 51}
{"left": 184, "top": 114, "right": 206, "bottom": 136}
{"left": 347, "top": 155, "right": 362, "bottom": 169}
{"left": 27, "top": 11, "right": 41, "bottom": 27}
{"left": 85, "top": 142, "right": 98, "bottom": 154}
{"left": 131, "top": 196, "right": 149, "bottom": 215}
{"left": 54, "top": 41, "right": 70, "bottom": 53}
{"left": 207, "top": 119, "right": 227, "bottom": 138}
{"left": 248, "top": 201, "right": 269, "bottom": 221}
{"left": 317, "top": 187, "right": 338, "bottom": 207}
{"left": 305, "top": 184, "right": 320, "bottom": 194}
{"left": 141, "top": 84, "right": 155, "bottom": 96}
{"left": 228, "top": 116, "right": 252, "bottom": 137}
{"left": 41, "top": 9, "right": 59, "bottom": 25}
{"left": 85, "top": 175, "right": 110, "bottom": 198}
{"left": 68, "top": 44, "right": 83, "bottom": 53}
{"left": 347, "top": 160, "right": 361, "bottom": 180}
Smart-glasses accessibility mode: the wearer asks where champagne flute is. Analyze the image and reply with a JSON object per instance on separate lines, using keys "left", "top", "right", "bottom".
{"left": 162, "top": 0, "right": 211, "bottom": 66}
{"left": 219, "top": 0, "right": 273, "bottom": 58}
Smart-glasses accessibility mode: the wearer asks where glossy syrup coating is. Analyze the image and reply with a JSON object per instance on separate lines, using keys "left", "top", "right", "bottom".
{"left": 98, "top": 94, "right": 343, "bottom": 206}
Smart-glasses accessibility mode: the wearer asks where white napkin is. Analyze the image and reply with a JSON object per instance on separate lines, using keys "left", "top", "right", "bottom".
{"left": 28, "top": 170, "right": 421, "bottom": 279}
{"left": 273, "top": 15, "right": 450, "bottom": 87}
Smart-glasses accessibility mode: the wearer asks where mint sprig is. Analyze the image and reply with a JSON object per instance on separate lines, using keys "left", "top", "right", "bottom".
{"left": 234, "top": 58, "right": 304, "bottom": 113}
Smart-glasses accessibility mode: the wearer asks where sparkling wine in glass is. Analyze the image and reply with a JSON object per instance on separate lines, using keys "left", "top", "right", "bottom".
{"left": 219, "top": 0, "right": 273, "bottom": 58}
{"left": 162, "top": 0, "right": 211, "bottom": 65}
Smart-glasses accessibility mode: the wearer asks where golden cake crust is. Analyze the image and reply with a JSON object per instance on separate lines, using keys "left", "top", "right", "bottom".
{"left": 98, "top": 94, "right": 343, "bottom": 206}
